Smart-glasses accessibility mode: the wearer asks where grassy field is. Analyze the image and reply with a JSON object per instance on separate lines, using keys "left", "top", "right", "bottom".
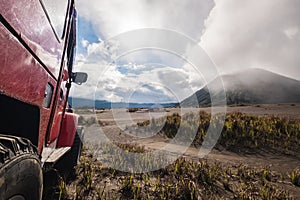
{"left": 43, "top": 108, "right": 300, "bottom": 199}
{"left": 144, "top": 111, "right": 300, "bottom": 153}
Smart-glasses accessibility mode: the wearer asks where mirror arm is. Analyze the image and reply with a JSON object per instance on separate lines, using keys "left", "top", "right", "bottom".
{"left": 66, "top": 81, "right": 72, "bottom": 89}
{"left": 70, "top": 72, "right": 76, "bottom": 82}
{"left": 66, "top": 73, "right": 75, "bottom": 89}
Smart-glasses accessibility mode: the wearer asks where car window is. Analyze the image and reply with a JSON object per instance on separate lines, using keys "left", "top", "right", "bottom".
{"left": 41, "top": 0, "right": 69, "bottom": 38}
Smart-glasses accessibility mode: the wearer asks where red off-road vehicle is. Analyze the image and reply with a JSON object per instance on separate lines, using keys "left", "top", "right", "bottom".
{"left": 0, "top": 0, "right": 87, "bottom": 199}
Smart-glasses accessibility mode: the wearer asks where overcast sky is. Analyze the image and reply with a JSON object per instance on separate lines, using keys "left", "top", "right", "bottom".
{"left": 72, "top": 0, "right": 300, "bottom": 103}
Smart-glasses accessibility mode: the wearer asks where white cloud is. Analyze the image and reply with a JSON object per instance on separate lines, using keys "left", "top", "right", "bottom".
{"left": 81, "top": 39, "right": 89, "bottom": 48}
{"left": 77, "top": 0, "right": 213, "bottom": 40}
{"left": 284, "top": 27, "right": 299, "bottom": 39}
{"left": 73, "top": 0, "right": 300, "bottom": 103}
{"left": 73, "top": 0, "right": 221, "bottom": 102}
{"left": 72, "top": 41, "right": 204, "bottom": 102}
{"left": 121, "top": 63, "right": 147, "bottom": 71}
{"left": 200, "top": 0, "right": 300, "bottom": 80}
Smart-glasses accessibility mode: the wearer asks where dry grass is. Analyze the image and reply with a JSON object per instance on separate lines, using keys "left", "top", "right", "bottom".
{"left": 43, "top": 111, "right": 300, "bottom": 199}
{"left": 43, "top": 146, "right": 298, "bottom": 199}
{"left": 136, "top": 112, "right": 300, "bottom": 154}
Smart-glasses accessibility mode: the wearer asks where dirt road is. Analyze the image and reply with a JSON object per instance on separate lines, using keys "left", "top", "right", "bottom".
{"left": 81, "top": 104, "right": 300, "bottom": 174}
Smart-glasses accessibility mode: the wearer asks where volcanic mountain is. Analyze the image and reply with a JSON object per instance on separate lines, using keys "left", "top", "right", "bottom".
{"left": 181, "top": 68, "right": 300, "bottom": 106}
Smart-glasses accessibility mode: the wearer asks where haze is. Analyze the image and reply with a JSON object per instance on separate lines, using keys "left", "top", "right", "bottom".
{"left": 71, "top": 0, "right": 300, "bottom": 103}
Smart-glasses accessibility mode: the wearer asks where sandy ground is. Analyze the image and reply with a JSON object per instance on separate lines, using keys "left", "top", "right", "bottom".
{"left": 77, "top": 104, "right": 300, "bottom": 197}
{"left": 80, "top": 103, "right": 300, "bottom": 120}
{"left": 80, "top": 104, "right": 300, "bottom": 164}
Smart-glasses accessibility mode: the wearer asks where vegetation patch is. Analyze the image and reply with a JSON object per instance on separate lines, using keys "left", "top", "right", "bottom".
{"left": 78, "top": 116, "right": 97, "bottom": 126}
{"left": 43, "top": 111, "right": 300, "bottom": 199}
{"left": 43, "top": 149, "right": 297, "bottom": 199}
{"left": 138, "top": 112, "right": 300, "bottom": 154}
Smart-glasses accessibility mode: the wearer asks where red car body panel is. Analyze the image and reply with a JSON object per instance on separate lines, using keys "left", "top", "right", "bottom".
{"left": 0, "top": 0, "right": 63, "bottom": 79}
{"left": 0, "top": 0, "right": 78, "bottom": 155}
{"left": 57, "top": 112, "right": 79, "bottom": 147}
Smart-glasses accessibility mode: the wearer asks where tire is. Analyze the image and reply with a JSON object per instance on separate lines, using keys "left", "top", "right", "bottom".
{"left": 0, "top": 134, "right": 42, "bottom": 200}
{"left": 55, "top": 131, "right": 83, "bottom": 175}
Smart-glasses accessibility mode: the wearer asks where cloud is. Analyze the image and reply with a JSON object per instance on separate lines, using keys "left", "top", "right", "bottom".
{"left": 200, "top": 0, "right": 300, "bottom": 80}
{"left": 77, "top": 0, "right": 214, "bottom": 40}
{"left": 72, "top": 41, "right": 204, "bottom": 102}
{"left": 81, "top": 39, "right": 89, "bottom": 48}
{"left": 73, "top": 62, "right": 203, "bottom": 103}
{"left": 73, "top": 0, "right": 219, "bottom": 102}
{"left": 73, "top": 0, "right": 300, "bottom": 104}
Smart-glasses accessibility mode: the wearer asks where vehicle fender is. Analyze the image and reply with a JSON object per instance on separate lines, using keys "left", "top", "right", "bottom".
{"left": 49, "top": 112, "right": 63, "bottom": 143}
{"left": 57, "top": 112, "right": 79, "bottom": 147}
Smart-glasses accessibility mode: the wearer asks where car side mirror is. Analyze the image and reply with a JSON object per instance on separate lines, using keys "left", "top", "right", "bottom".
{"left": 71, "top": 72, "right": 88, "bottom": 85}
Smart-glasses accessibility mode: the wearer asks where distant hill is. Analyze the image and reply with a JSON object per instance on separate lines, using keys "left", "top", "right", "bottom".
{"left": 182, "top": 68, "right": 300, "bottom": 106}
{"left": 68, "top": 97, "right": 179, "bottom": 109}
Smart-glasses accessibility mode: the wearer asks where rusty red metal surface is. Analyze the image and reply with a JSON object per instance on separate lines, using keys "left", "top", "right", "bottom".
{"left": 0, "top": 0, "right": 63, "bottom": 79}
{"left": 0, "top": 0, "right": 76, "bottom": 154}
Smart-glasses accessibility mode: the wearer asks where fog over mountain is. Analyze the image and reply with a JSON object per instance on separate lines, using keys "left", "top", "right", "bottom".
{"left": 182, "top": 68, "right": 300, "bottom": 106}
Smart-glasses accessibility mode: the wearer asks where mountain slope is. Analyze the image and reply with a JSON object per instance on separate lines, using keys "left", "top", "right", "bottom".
{"left": 182, "top": 68, "right": 300, "bottom": 106}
